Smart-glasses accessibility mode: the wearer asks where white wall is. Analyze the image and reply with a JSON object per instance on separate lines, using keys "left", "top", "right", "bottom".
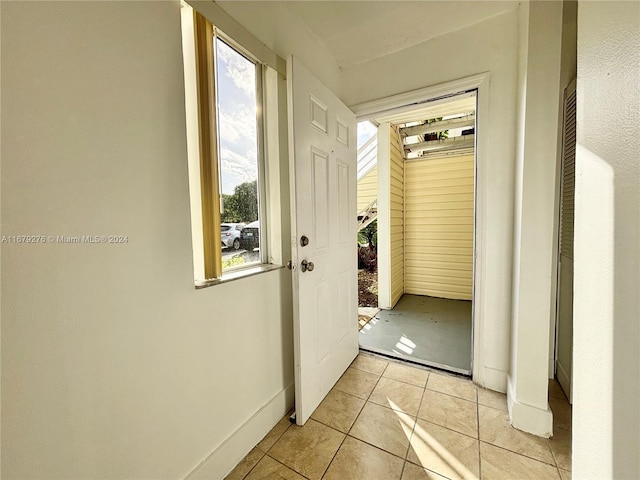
{"left": 574, "top": 1, "right": 640, "bottom": 478}
{"left": 342, "top": 8, "right": 519, "bottom": 392}
{"left": 508, "top": 0, "right": 563, "bottom": 436}
{"left": 213, "top": 1, "right": 342, "bottom": 97}
{"left": 1, "top": 2, "right": 294, "bottom": 478}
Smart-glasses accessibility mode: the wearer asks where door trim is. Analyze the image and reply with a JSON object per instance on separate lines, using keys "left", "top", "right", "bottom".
{"left": 351, "top": 72, "right": 490, "bottom": 385}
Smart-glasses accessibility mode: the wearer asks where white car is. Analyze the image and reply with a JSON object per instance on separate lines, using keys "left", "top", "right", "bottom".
{"left": 220, "top": 223, "right": 245, "bottom": 250}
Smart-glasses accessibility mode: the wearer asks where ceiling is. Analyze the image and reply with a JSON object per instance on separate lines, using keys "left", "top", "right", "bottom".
{"left": 217, "top": 1, "right": 517, "bottom": 69}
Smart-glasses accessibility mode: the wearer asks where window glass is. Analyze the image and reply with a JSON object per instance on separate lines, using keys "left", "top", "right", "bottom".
{"left": 215, "top": 38, "right": 261, "bottom": 270}
{"left": 357, "top": 121, "right": 377, "bottom": 149}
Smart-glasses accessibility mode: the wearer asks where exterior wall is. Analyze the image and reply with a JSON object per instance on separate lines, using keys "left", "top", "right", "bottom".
{"left": 342, "top": 8, "right": 518, "bottom": 391}
{"left": 573, "top": 1, "right": 640, "bottom": 478}
{"left": 404, "top": 153, "right": 474, "bottom": 300}
{"left": 357, "top": 165, "right": 378, "bottom": 213}
{"left": 0, "top": 2, "right": 299, "bottom": 478}
{"left": 389, "top": 127, "right": 405, "bottom": 307}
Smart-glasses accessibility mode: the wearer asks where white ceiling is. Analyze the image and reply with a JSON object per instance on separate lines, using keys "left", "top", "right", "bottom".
{"left": 243, "top": 1, "right": 517, "bottom": 69}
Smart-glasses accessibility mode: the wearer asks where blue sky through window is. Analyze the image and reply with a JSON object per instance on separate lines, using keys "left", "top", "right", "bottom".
{"left": 215, "top": 39, "right": 258, "bottom": 195}
{"left": 357, "top": 121, "right": 377, "bottom": 149}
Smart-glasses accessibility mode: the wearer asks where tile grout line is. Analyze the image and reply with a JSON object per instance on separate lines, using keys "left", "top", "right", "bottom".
{"left": 548, "top": 437, "right": 565, "bottom": 479}
{"left": 264, "top": 453, "right": 313, "bottom": 480}
{"left": 234, "top": 449, "right": 265, "bottom": 480}
{"left": 237, "top": 412, "right": 293, "bottom": 479}
{"left": 351, "top": 365, "right": 428, "bottom": 389}
{"left": 321, "top": 359, "right": 389, "bottom": 479}
{"left": 479, "top": 440, "right": 559, "bottom": 468}
{"left": 349, "top": 360, "right": 429, "bottom": 477}
{"left": 477, "top": 401, "right": 560, "bottom": 468}
{"left": 400, "top": 371, "right": 430, "bottom": 478}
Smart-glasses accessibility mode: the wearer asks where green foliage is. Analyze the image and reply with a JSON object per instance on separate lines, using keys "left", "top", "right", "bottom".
{"left": 222, "top": 255, "right": 245, "bottom": 269}
{"left": 221, "top": 180, "right": 259, "bottom": 223}
{"left": 425, "top": 117, "right": 449, "bottom": 140}
{"left": 358, "top": 220, "right": 378, "bottom": 271}
{"left": 358, "top": 220, "right": 377, "bottom": 247}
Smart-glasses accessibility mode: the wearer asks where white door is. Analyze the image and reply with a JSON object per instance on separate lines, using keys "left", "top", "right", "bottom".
{"left": 288, "top": 56, "right": 358, "bottom": 425}
{"left": 556, "top": 79, "right": 576, "bottom": 403}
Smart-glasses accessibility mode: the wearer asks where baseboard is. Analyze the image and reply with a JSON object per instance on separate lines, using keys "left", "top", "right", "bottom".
{"left": 185, "top": 383, "right": 295, "bottom": 480}
{"left": 480, "top": 366, "right": 508, "bottom": 393}
{"left": 506, "top": 376, "right": 553, "bottom": 438}
{"left": 556, "top": 361, "right": 570, "bottom": 391}
{"left": 556, "top": 361, "right": 572, "bottom": 403}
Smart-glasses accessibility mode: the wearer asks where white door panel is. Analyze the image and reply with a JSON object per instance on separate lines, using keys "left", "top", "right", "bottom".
{"left": 288, "top": 56, "right": 358, "bottom": 425}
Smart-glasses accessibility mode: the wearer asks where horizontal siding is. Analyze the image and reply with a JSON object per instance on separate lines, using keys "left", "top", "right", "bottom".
{"left": 357, "top": 165, "right": 378, "bottom": 213}
{"left": 390, "top": 126, "right": 404, "bottom": 307}
{"left": 404, "top": 153, "right": 474, "bottom": 300}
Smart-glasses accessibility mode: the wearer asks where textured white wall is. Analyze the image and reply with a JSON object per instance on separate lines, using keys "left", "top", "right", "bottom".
{"left": 1, "top": 2, "right": 294, "bottom": 478}
{"left": 574, "top": 1, "right": 640, "bottom": 477}
{"left": 342, "top": 9, "right": 519, "bottom": 391}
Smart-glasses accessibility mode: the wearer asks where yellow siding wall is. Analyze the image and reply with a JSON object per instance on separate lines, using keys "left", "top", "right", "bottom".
{"left": 404, "top": 154, "right": 474, "bottom": 300}
{"left": 390, "top": 127, "right": 404, "bottom": 306}
{"left": 357, "top": 165, "right": 378, "bottom": 213}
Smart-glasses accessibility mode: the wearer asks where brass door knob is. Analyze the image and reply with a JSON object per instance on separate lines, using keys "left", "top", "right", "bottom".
{"left": 300, "top": 259, "right": 315, "bottom": 272}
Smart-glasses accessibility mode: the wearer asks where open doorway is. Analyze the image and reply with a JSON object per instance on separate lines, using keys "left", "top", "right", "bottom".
{"left": 356, "top": 120, "right": 380, "bottom": 330}
{"left": 356, "top": 91, "right": 477, "bottom": 376}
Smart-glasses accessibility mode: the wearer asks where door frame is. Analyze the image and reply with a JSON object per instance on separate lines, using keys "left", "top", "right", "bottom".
{"left": 351, "top": 73, "right": 490, "bottom": 384}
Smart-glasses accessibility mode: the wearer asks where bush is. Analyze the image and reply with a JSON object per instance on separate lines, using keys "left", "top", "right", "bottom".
{"left": 358, "top": 245, "right": 377, "bottom": 272}
{"left": 222, "top": 256, "right": 245, "bottom": 269}
{"left": 357, "top": 220, "right": 377, "bottom": 248}
{"left": 357, "top": 220, "right": 377, "bottom": 272}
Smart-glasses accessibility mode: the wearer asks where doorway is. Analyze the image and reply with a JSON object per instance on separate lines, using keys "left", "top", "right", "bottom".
{"left": 354, "top": 87, "right": 480, "bottom": 376}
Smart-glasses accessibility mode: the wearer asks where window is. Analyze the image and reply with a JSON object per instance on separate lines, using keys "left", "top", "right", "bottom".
{"left": 181, "top": 5, "right": 272, "bottom": 285}
{"left": 357, "top": 121, "right": 377, "bottom": 149}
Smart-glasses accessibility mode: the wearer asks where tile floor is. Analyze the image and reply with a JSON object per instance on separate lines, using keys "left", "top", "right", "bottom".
{"left": 226, "top": 353, "right": 572, "bottom": 480}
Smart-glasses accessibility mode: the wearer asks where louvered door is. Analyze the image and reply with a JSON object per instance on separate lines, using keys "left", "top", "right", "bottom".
{"left": 556, "top": 79, "right": 576, "bottom": 403}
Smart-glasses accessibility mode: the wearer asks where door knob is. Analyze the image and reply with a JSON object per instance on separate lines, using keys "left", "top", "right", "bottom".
{"left": 300, "top": 235, "right": 309, "bottom": 247}
{"left": 300, "top": 259, "right": 315, "bottom": 272}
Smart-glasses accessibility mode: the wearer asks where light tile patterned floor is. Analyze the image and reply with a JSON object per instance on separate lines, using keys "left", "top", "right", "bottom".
{"left": 226, "top": 353, "right": 572, "bottom": 480}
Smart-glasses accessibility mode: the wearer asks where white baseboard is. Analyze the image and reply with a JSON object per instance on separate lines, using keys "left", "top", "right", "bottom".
{"left": 185, "top": 383, "right": 295, "bottom": 480}
{"left": 556, "top": 360, "right": 572, "bottom": 402}
{"left": 506, "top": 376, "right": 553, "bottom": 438}
{"left": 480, "top": 366, "right": 508, "bottom": 393}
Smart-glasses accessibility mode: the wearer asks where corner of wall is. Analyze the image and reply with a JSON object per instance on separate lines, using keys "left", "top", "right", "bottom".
{"left": 376, "top": 123, "right": 392, "bottom": 309}
{"left": 186, "top": 384, "right": 295, "bottom": 480}
{"left": 507, "top": 375, "right": 553, "bottom": 438}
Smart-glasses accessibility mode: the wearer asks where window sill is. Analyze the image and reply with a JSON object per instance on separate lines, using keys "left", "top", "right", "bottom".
{"left": 194, "top": 263, "right": 285, "bottom": 289}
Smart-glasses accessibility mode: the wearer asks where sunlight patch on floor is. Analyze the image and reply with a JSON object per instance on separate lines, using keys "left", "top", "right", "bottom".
{"left": 389, "top": 398, "right": 478, "bottom": 480}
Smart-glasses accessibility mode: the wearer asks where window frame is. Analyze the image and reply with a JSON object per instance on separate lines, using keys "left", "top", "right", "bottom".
{"left": 192, "top": 10, "right": 269, "bottom": 281}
